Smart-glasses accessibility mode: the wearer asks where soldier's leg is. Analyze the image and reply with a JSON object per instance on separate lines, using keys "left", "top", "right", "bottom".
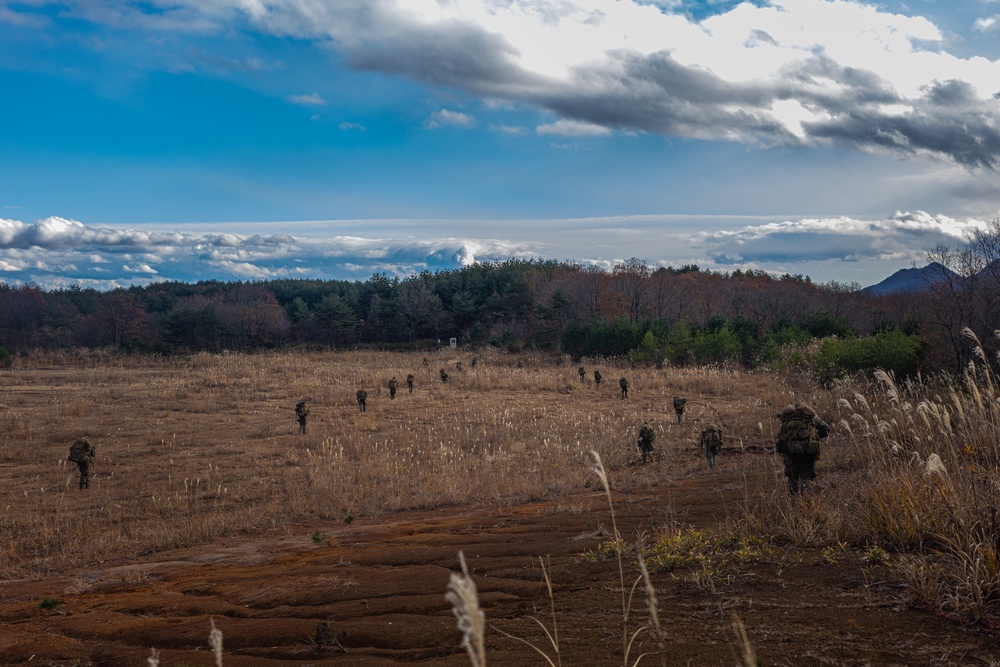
{"left": 799, "top": 455, "right": 818, "bottom": 491}
{"left": 783, "top": 455, "right": 798, "bottom": 493}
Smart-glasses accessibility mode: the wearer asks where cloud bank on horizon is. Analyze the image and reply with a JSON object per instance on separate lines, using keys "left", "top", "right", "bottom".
{"left": 0, "top": 212, "right": 986, "bottom": 290}
{"left": 3, "top": 0, "right": 1000, "bottom": 288}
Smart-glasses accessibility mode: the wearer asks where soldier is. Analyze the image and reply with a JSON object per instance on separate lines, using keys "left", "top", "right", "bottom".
{"left": 406, "top": 373, "right": 415, "bottom": 393}
{"left": 440, "top": 368, "right": 449, "bottom": 383}
{"left": 388, "top": 377, "right": 399, "bottom": 400}
{"left": 67, "top": 437, "right": 96, "bottom": 490}
{"left": 422, "top": 357, "right": 430, "bottom": 366}
{"left": 701, "top": 423, "right": 723, "bottom": 469}
{"left": 456, "top": 361, "right": 463, "bottom": 372}
{"left": 295, "top": 399, "right": 310, "bottom": 434}
{"left": 578, "top": 366, "right": 586, "bottom": 383}
{"left": 356, "top": 389, "right": 368, "bottom": 413}
{"left": 471, "top": 357, "right": 478, "bottom": 369}
{"left": 637, "top": 421, "right": 656, "bottom": 464}
{"left": 594, "top": 369, "right": 602, "bottom": 387}
{"left": 775, "top": 403, "right": 830, "bottom": 494}
{"left": 517, "top": 360, "right": 524, "bottom": 369}
{"left": 673, "top": 396, "right": 687, "bottom": 424}
{"left": 619, "top": 377, "right": 629, "bottom": 400}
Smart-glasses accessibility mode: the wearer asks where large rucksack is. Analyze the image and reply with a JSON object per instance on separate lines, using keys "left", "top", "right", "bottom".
{"left": 702, "top": 425, "right": 722, "bottom": 453}
{"left": 68, "top": 438, "right": 92, "bottom": 464}
{"left": 777, "top": 405, "right": 820, "bottom": 455}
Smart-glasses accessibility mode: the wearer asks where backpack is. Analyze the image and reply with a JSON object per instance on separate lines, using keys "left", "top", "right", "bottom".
{"left": 777, "top": 405, "right": 819, "bottom": 455}
{"left": 702, "top": 425, "right": 722, "bottom": 453}
{"left": 68, "top": 438, "right": 91, "bottom": 463}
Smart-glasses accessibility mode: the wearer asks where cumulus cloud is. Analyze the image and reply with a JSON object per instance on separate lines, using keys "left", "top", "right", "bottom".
{"left": 423, "top": 109, "right": 476, "bottom": 129}
{"left": 0, "top": 217, "right": 543, "bottom": 288}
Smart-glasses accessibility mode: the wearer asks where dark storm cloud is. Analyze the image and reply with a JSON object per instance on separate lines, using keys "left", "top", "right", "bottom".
{"left": 344, "top": 20, "right": 542, "bottom": 93}
{"left": 806, "top": 102, "right": 1000, "bottom": 169}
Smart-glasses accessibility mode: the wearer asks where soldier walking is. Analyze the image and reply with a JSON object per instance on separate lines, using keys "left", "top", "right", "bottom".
{"left": 594, "top": 369, "right": 602, "bottom": 387}
{"left": 356, "top": 389, "right": 368, "bottom": 413}
{"left": 775, "top": 403, "right": 830, "bottom": 493}
{"left": 637, "top": 421, "right": 656, "bottom": 464}
{"left": 388, "top": 377, "right": 399, "bottom": 400}
{"left": 578, "top": 366, "right": 586, "bottom": 383}
{"left": 619, "top": 377, "right": 629, "bottom": 400}
{"left": 295, "top": 399, "right": 310, "bottom": 434}
{"left": 673, "top": 396, "right": 687, "bottom": 424}
{"left": 68, "top": 437, "right": 96, "bottom": 489}
{"left": 700, "top": 424, "right": 723, "bottom": 469}
{"left": 406, "top": 373, "right": 415, "bottom": 393}
{"left": 440, "top": 368, "right": 449, "bottom": 383}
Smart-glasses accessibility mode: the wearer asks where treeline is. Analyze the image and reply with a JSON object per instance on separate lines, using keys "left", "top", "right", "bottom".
{"left": 0, "top": 244, "right": 996, "bottom": 380}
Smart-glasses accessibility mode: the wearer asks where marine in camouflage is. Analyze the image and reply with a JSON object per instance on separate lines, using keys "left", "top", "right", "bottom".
{"left": 775, "top": 403, "right": 830, "bottom": 493}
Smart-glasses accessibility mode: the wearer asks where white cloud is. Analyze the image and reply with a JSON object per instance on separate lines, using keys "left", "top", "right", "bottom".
{"left": 974, "top": 15, "right": 1000, "bottom": 31}
{"left": 696, "top": 210, "right": 989, "bottom": 265}
{"left": 536, "top": 119, "right": 611, "bottom": 136}
{"left": 423, "top": 109, "right": 476, "bottom": 129}
{"left": 339, "top": 121, "right": 366, "bottom": 131}
{"left": 287, "top": 92, "right": 326, "bottom": 105}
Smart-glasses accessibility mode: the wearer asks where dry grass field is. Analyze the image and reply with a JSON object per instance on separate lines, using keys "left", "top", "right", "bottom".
{"left": 0, "top": 349, "right": 997, "bottom": 666}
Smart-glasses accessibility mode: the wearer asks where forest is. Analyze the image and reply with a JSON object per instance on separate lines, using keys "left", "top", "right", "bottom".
{"left": 1, "top": 220, "right": 999, "bottom": 382}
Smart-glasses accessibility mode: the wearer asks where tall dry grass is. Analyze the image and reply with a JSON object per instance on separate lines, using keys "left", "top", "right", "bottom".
{"left": 739, "top": 329, "right": 1000, "bottom": 625}
{"left": 0, "top": 348, "right": 800, "bottom": 579}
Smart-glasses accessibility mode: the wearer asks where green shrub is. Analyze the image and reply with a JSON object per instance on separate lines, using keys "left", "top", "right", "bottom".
{"left": 812, "top": 329, "right": 922, "bottom": 385}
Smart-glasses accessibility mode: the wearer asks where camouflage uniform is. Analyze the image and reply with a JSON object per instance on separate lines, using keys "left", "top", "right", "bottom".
{"left": 295, "top": 400, "right": 310, "bottom": 434}
{"left": 406, "top": 373, "right": 415, "bottom": 393}
{"left": 775, "top": 404, "right": 830, "bottom": 493}
{"left": 68, "top": 437, "right": 96, "bottom": 490}
{"left": 593, "top": 370, "right": 602, "bottom": 387}
{"left": 356, "top": 389, "right": 368, "bottom": 413}
{"left": 456, "top": 362, "right": 463, "bottom": 372}
{"left": 700, "top": 424, "right": 723, "bottom": 469}
{"left": 578, "top": 366, "right": 586, "bottom": 382}
{"left": 673, "top": 396, "right": 687, "bottom": 424}
{"left": 471, "top": 358, "right": 478, "bottom": 369}
{"left": 388, "top": 377, "right": 399, "bottom": 400}
{"left": 619, "top": 377, "right": 629, "bottom": 400}
{"left": 637, "top": 422, "right": 656, "bottom": 464}
{"left": 439, "top": 368, "right": 449, "bottom": 383}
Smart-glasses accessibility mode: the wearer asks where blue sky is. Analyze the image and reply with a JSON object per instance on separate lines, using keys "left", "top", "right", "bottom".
{"left": 2, "top": 0, "right": 1000, "bottom": 289}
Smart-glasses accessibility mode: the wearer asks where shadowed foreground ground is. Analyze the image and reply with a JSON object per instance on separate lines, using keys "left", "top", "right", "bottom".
{"left": 2, "top": 467, "right": 997, "bottom": 667}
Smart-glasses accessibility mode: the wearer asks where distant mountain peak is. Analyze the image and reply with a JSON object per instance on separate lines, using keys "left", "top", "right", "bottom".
{"left": 863, "top": 262, "right": 958, "bottom": 295}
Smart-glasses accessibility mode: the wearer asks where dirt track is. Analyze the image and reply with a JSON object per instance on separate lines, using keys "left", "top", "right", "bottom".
{"left": 3, "top": 466, "right": 998, "bottom": 667}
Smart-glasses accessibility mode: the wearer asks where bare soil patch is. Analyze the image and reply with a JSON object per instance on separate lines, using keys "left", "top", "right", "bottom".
{"left": 3, "top": 470, "right": 999, "bottom": 666}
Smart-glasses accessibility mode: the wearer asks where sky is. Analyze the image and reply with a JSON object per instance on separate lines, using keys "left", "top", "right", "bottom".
{"left": 2, "top": 0, "right": 1000, "bottom": 290}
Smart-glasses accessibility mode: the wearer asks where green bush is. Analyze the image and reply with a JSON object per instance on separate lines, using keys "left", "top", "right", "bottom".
{"left": 813, "top": 329, "right": 922, "bottom": 385}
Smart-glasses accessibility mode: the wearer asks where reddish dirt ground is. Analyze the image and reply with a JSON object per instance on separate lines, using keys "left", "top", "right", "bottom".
{"left": 1, "top": 466, "right": 998, "bottom": 667}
